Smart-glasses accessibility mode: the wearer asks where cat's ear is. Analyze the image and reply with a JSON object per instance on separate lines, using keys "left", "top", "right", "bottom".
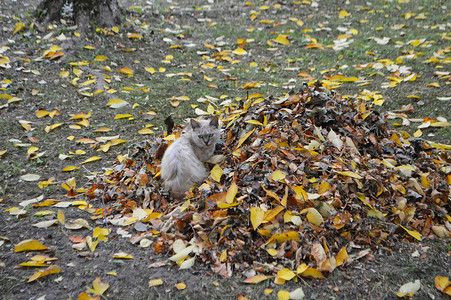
{"left": 190, "top": 119, "right": 201, "bottom": 130}
{"left": 209, "top": 116, "right": 219, "bottom": 128}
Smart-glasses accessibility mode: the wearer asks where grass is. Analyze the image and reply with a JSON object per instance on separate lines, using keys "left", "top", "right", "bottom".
{"left": 0, "top": 0, "right": 449, "bottom": 298}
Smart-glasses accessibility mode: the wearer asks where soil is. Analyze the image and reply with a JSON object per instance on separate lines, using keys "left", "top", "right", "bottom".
{"left": 0, "top": 0, "right": 450, "bottom": 299}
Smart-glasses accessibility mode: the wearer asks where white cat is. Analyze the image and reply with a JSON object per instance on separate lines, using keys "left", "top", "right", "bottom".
{"left": 160, "top": 116, "right": 221, "bottom": 198}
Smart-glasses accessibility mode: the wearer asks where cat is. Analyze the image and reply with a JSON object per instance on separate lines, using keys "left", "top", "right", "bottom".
{"left": 160, "top": 116, "right": 221, "bottom": 198}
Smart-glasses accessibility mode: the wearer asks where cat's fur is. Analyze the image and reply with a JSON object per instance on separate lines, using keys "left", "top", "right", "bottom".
{"left": 160, "top": 116, "right": 221, "bottom": 198}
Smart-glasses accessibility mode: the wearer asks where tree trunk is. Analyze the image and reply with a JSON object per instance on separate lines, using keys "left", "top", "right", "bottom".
{"left": 36, "top": 0, "right": 122, "bottom": 32}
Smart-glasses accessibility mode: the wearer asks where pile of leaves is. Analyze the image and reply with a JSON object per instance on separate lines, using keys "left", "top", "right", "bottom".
{"left": 84, "top": 81, "right": 450, "bottom": 281}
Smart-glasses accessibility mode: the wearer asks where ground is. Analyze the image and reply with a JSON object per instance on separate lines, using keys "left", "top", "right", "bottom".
{"left": 0, "top": 0, "right": 450, "bottom": 299}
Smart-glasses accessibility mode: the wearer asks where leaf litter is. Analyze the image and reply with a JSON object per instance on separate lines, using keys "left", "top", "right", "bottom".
{"left": 1, "top": 0, "right": 450, "bottom": 297}
{"left": 79, "top": 82, "right": 450, "bottom": 282}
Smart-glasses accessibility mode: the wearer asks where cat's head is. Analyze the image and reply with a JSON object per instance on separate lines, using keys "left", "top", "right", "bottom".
{"left": 189, "top": 116, "right": 221, "bottom": 147}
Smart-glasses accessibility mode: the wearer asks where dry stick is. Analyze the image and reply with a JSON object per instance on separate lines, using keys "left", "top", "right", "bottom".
{"left": 101, "top": 184, "right": 112, "bottom": 235}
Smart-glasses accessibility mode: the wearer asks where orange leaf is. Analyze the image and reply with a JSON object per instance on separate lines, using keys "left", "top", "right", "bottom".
{"left": 305, "top": 43, "right": 324, "bottom": 50}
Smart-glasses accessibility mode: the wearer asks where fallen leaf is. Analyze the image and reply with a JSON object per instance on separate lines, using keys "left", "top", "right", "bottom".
{"left": 243, "top": 275, "right": 271, "bottom": 284}
{"left": 397, "top": 279, "right": 421, "bottom": 297}
{"left": 250, "top": 207, "right": 265, "bottom": 230}
{"left": 27, "top": 265, "right": 61, "bottom": 282}
{"left": 149, "top": 279, "right": 164, "bottom": 287}
{"left": 14, "top": 239, "right": 49, "bottom": 252}
{"left": 107, "top": 99, "right": 129, "bottom": 108}
{"left": 20, "top": 174, "right": 41, "bottom": 182}
{"left": 87, "top": 277, "right": 109, "bottom": 296}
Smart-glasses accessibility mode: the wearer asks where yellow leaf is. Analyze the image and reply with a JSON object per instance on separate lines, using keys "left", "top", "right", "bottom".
{"left": 149, "top": 279, "right": 164, "bottom": 287}
{"left": 292, "top": 186, "right": 307, "bottom": 201}
{"left": 14, "top": 239, "right": 49, "bottom": 252}
{"left": 264, "top": 206, "right": 285, "bottom": 222}
{"left": 299, "top": 267, "right": 325, "bottom": 279}
{"left": 318, "top": 181, "right": 331, "bottom": 194}
{"left": 27, "top": 146, "right": 39, "bottom": 155}
{"left": 277, "top": 290, "right": 290, "bottom": 300}
{"left": 159, "top": 67, "right": 166, "bottom": 73}
{"left": 232, "top": 48, "right": 247, "bottom": 55}
{"left": 62, "top": 166, "right": 80, "bottom": 172}
{"left": 435, "top": 276, "right": 450, "bottom": 292}
{"left": 81, "top": 156, "right": 102, "bottom": 164}
{"left": 277, "top": 268, "right": 296, "bottom": 281}
{"left": 113, "top": 252, "right": 134, "bottom": 259}
{"left": 210, "top": 164, "right": 223, "bottom": 182}
{"left": 266, "top": 231, "right": 300, "bottom": 245}
{"left": 114, "top": 114, "right": 132, "bottom": 120}
{"left": 274, "top": 34, "right": 290, "bottom": 45}
{"left": 426, "top": 82, "right": 440, "bottom": 88}
{"left": 0, "top": 149, "right": 7, "bottom": 157}
{"left": 70, "top": 112, "right": 91, "bottom": 119}
{"left": 87, "top": 277, "right": 109, "bottom": 296}
{"left": 400, "top": 225, "right": 422, "bottom": 241}
{"left": 266, "top": 248, "right": 278, "bottom": 256}
{"left": 138, "top": 128, "right": 154, "bottom": 135}
{"left": 336, "top": 246, "right": 348, "bottom": 267}
{"left": 339, "top": 10, "right": 350, "bottom": 18}
{"left": 59, "top": 70, "right": 69, "bottom": 78}
{"left": 36, "top": 110, "right": 49, "bottom": 118}
{"left": 243, "top": 275, "right": 271, "bottom": 284}
{"left": 392, "top": 132, "right": 403, "bottom": 147}
{"left": 107, "top": 98, "right": 128, "bottom": 108}
{"left": 84, "top": 45, "right": 96, "bottom": 50}
{"left": 118, "top": 67, "right": 133, "bottom": 75}
{"left": 175, "top": 283, "right": 186, "bottom": 290}
{"left": 236, "top": 128, "right": 255, "bottom": 149}
{"left": 335, "top": 170, "right": 362, "bottom": 179}
{"left": 127, "top": 33, "right": 142, "bottom": 39}
{"left": 14, "top": 23, "right": 26, "bottom": 34}
{"left": 95, "top": 127, "right": 112, "bottom": 132}
{"left": 250, "top": 62, "right": 258, "bottom": 67}
{"left": 27, "top": 265, "right": 61, "bottom": 282}
{"left": 271, "top": 170, "right": 286, "bottom": 182}
{"left": 226, "top": 182, "right": 238, "bottom": 204}
{"left": 77, "top": 119, "right": 90, "bottom": 127}
{"left": 245, "top": 120, "right": 263, "bottom": 126}
{"left": 174, "top": 95, "right": 190, "bottom": 101}
{"left": 45, "top": 123, "right": 63, "bottom": 133}
{"left": 340, "top": 76, "right": 360, "bottom": 82}
{"left": 94, "top": 55, "right": 108, "bottom": 62}
{"left": 57, "top": 210, "right": 65, "bottom": 225}
{"left": 250, "top": 207, "right": 265, "bottom": 230}
{"left": 305, "top": 43, "right": 324, "bottom": 50}
{"left": 145, "top": 67, "right": 156, "bottom": 74}
{"left": 413, "top": 129, "right": 422, "bottom": 137}
{"left": 304, "top": 207, "right": 324, "bottom": 226}
{"left": 265, "top": 289, "right": 274, "bottom": 295}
